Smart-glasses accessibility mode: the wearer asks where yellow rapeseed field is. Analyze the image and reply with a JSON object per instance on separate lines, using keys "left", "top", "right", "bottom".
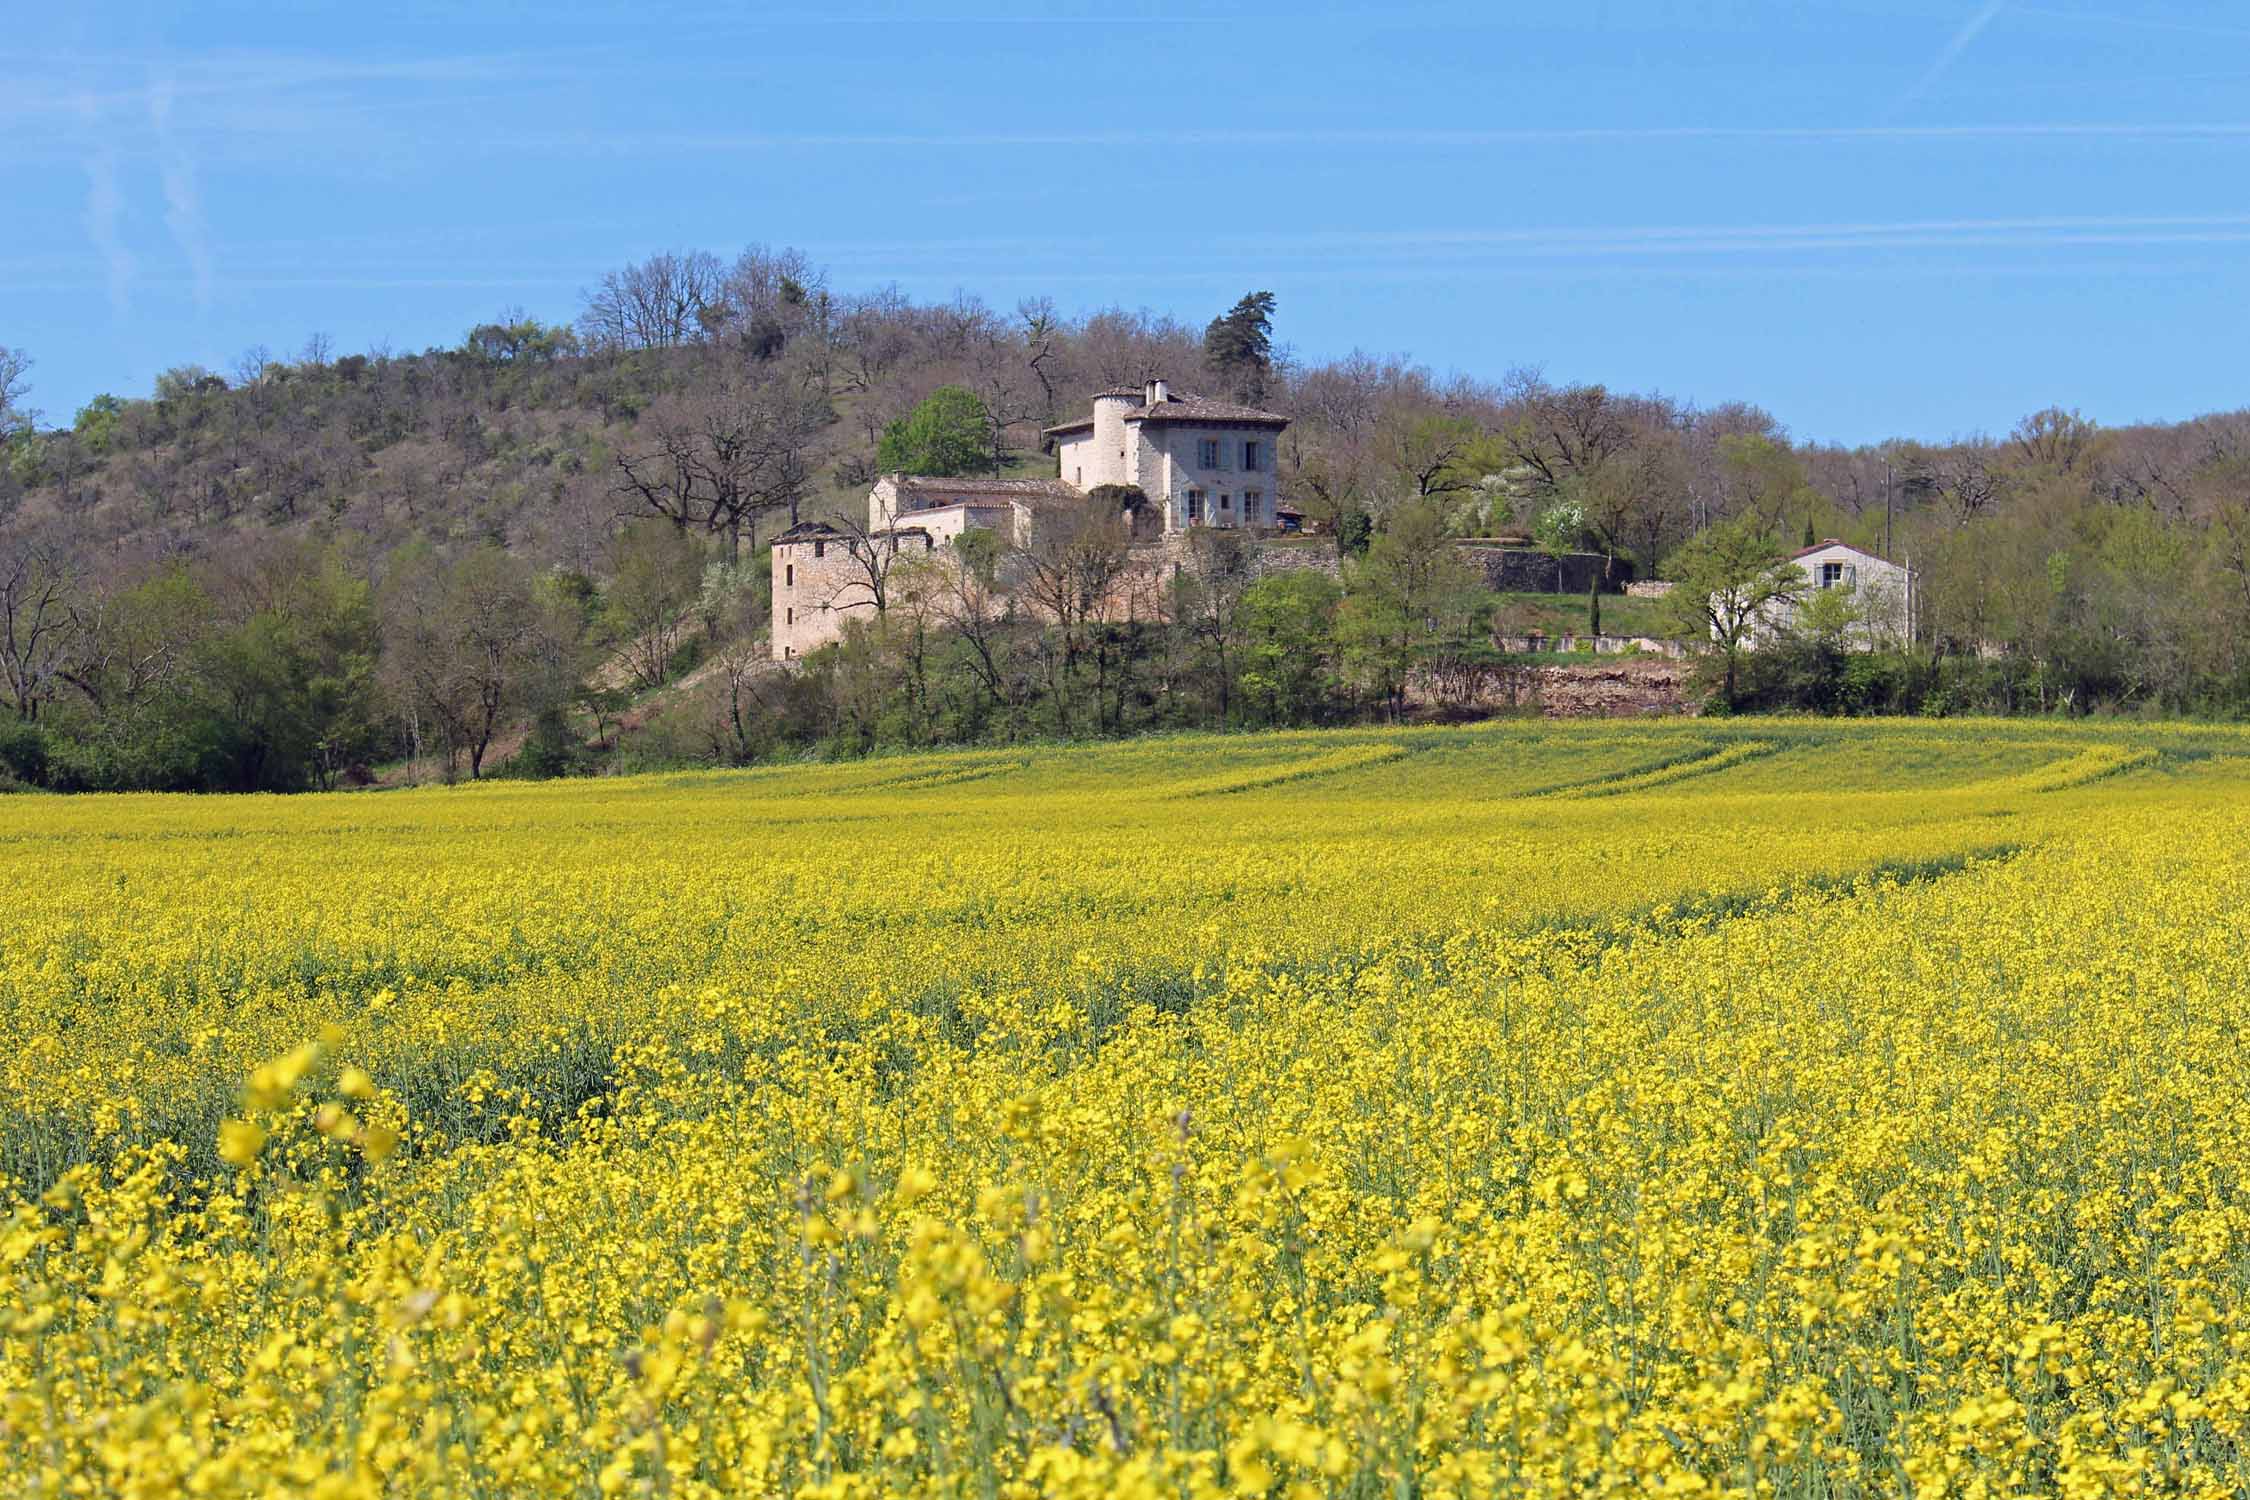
{"left": 6, "top": 718, "right": 2250, "bottom": 1497}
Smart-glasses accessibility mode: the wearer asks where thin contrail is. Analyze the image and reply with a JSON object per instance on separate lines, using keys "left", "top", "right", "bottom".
{"left": 148, "top": 70, "right": 218, "bottom": 312}
{"left": 1897, "top": 1, "right": 2009, "bottom": 114}
{"left": 75, "top": 91, "right": 134, "bottom": 318}
{"left": 495, "top": 119, "right": 2250, "bottom": 152}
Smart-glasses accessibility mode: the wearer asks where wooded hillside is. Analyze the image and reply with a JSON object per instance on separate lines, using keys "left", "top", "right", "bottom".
{"left": 5, "top": 243, "right": 2250, "bottom": 791}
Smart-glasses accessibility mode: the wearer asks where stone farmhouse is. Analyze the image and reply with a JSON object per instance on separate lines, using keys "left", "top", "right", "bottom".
{"left": 771, "top": 380, "right": 1290, "bottom": 659}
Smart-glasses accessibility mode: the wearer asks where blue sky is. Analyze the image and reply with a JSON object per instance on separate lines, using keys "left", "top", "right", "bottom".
{"left": 8, "top": 0, "right": 2250, "bottom": 445}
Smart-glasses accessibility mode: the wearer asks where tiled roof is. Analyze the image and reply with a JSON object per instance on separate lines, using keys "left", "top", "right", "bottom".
{"left": 775, "top": 518, "right": 936, "bottom": 545}
{"left": 1790, "top": 538, "right": 1890, "bottom": 562}
{"left": 1044, "top": 387, "right": 1289, "bottom": 436}
{"left": 1124, "top": 393, "right": 1288, "bottom": 426}
{"left": 890, "top": 474, "right": 1077, "bottom": 498}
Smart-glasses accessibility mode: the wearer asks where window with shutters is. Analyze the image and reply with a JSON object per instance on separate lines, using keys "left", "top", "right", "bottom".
{"left": 1820, "top": 562, "right": 1845, "bottom": 588}
{"left": 1198, "top": 438, "right": 1220, "bottom": 468}
{"left": 1185, "top": 490, "right": 1204, "bottom": 522}
{"left": 1244, "top": 490, "right": 1263, "bottom": 522}
{"left": 1243, "top": 440, "right": 1261, "bottom": 471}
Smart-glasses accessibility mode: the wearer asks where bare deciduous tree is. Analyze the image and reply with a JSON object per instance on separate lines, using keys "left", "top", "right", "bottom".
{"left": 1018, "top": 298, "right": 1061, "bottom": 417}
{"left": 1924, "top": 440, "right": 2005, "bottom": 527}
{"left": 0, "top": 524, "right": 82, "bottom": 722}
{"left": 1496, "top": 376, "right": 1632, "bottom": 496}
{"left": 929, "top": 529, "right": 1018, "bottom": 714}
{"left": 577, "top": 250, "right": 725, "bottom": 351}
{"left": 615, "top": 377, "right": 832, "bottom": 562}
{"left": 603, "top": 519, "right": 704, "bottom": 691}
{"left": 380, "top": 545, "right": 581, "bottom": 779}
{"left": 0, "top": 347, "right": 36, "bottom": 441}
{"left": 2012, "top": 406, "right": 2102, "bottom": 474}
{"left": 702, "top": 244, "right": 825, "bottom": 360}
{"left": 1011, "top": 495, "right": 1135, "bottom": 734}
{"left": 836, "top": 285, "right": 918, "bottom": 394}
{"left": 807, "top": 514, "right": 940, "bottom": 622}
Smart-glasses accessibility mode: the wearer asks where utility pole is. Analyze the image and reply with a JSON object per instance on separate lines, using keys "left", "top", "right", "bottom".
{"left": 1883, "top": 458, "right": 1894, "bottom": 560}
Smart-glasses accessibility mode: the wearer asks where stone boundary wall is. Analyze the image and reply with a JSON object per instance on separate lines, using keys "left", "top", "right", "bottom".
{"left": 1246, "top": 540, "right": 1342, "bottom": 579}
{"left": 1455, "top": 546, "right": 1632, "bottom": 595}
{"left": 1405, "top": 657, "right": 1697, "bottom": 719}
{"left": 1134, "top": 534, "right": 1344, "bottom": 582}
{"left": 1493, "top": 633, "right": 1688, "bottom": 660}
{"left": 1625, "top": 580, "right": 1676, "bottom": 599}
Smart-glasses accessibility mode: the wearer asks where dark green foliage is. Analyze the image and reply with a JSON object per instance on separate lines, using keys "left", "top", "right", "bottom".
{"left": 461, "top": 316, "right": 579, "bottom": 366}
{"left": 11, "top": 541, "right": 391, "bottom": 792}
{"left": 1336, "top": 509, "right": 1374, "bottom": 558}
{"left": 1203, "top": 291, "right": 1276, "bottom": 403}
{"left": 499, "top": 706, "right": 592, "bottom": 779}
{"left": 876, "top": 385, "right": 993, "bottom": 476}
{"left": 1087, "top": 483, "right": 1150, "bottom": 518}
{"left": 0, "top": 720, "right": 46, "bottom": 786}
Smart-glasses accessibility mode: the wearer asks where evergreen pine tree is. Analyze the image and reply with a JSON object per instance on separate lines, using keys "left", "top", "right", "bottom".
{"left": 1203, "top": 292, "right": 1277, "bottom": 404}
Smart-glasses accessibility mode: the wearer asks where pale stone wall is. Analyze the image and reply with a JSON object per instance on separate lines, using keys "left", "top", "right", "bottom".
{"left": 1056, "top": 433, "right": 1098, "bottom": 489}
{"left": 1089, "top": 394, "right": 1135, "bottom": 487}
{"left": 770, "top": 529, "right": 942, "bottom": 660}
{"left": 1059, "top": 420, "right": 1278, "bottom": 530}
{"left": 1134, "top": 534, "right": 1343, "bottom": 584}
{"left": 1136, "top": 426, "right": 1172, "bottom": 516}
{"left": 772, "top": 533, "right": 855, "bottom": 660}
{"left": 868, "top": 476, "right": 905, "bottom": 531}
{"left": 871, "top": 478, "right": 1014, "bottom": 532}
{"left": 897, "top": 503, "right": 1010, "bottom": 549}
{"left": 774, "top": 530, "right": 1335, "bottom": 662}
{"left": 1142, "top": 426, "right": 1279, "bottom": 531}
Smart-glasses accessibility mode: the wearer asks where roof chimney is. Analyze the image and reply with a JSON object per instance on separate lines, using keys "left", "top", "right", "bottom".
{"left": 1145, "top": 377, "right": 1170, "bottom": 406}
